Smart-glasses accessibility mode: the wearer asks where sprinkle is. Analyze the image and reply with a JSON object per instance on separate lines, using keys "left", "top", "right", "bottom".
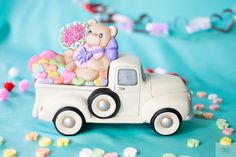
{"left": 187, "top": 138, "right": 200, "bottom": 148}
{"left": 39, "top": 137, "right": 52, "bottom": 147}
{"left": 223, "top": 128, "right": 234, "bottom": 136}
{"left": 194, "top": 111, "right": 204, "bottom": 118}
{"left": 0, "top": 89, "right": 8, "bottom": 101}
{"left": 209, "top": 104, "right": 219, "bottom": 111}
{"left": 213, "top": 98, "right": 223, "bottom": 104}
{"left": 79, "top": 148, "right": 93, "bottom": 157}
{"left": 18, "top": 79, "right": 30, "bottom": 92}
{"left": 203, "top": 112, "right": 213, "bottom": 119}
{"left": 0, "top": 136, "right": 4, "bottom": 145}
{"left": 123, "top": 147, "right": 137, "bottom": 157}
{"left": 25, "top": 132, "right": 38, "bottom": 141}
{"left": 208, "top": 93, "right": 218, "bottom": 100}
{"left": 93, "top": 148, "right": 105, "bottom": 157}
{"left": 3, "top": 148, "right": 16, "bottom": 157}
{"left": 36, "top": 148, "right": 50, "bottom": 157}
{"left": 196, "top": 91, "right": 206, "bottom": 98}
{"left": 56, "top": 137, "right": 70, "bottom": 147}
{"left": 4, "top": 82, "right": 15, "bottom": 92}
{"left": 220, "top": 137, "right": 232, "bottom": 146}
{"left": 162, "top": 153, "right": 176, "bottom": 157}
{"left": 194, "top": 104, "right": 204, "bottom": 110}
{"left": 8, "top": 67, "right": 19, "bottom": 78}
{"left": 104, "top": 152, "right": 118, "bottom": 157}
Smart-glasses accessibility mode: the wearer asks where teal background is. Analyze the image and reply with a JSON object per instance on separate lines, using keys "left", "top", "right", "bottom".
{"left": 0, "top": 0, "right": 236, "bottom": 156}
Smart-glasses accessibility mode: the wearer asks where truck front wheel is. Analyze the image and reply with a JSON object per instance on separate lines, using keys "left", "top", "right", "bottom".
{"left": 151, "top": 108, "right": 182, "bottom": 136}
{"left": 53, "top": 107, "right": 85, "bottom": 136}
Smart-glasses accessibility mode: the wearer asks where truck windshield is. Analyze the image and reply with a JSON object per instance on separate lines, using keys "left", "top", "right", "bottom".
{"left": 141, "top": 65, "right": 146, "bottom": 81}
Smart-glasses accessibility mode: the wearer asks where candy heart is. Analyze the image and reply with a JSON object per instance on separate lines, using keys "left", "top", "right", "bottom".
{"left": 36, "top": 148, "right": 50, "bottom": 157}
{"left": 38, "top": 59, "right": 49, "bottom": 64}
{"left": 54, "top": 76, "right": 64, "bottom": 84}
{"left": 99, "top": 70, "right": 108, "bottom": 78}
{"left": 62, "top": 70, "right": 76, "bottom": 84}
{"left": 58, "top": 66, "right": 65, "bottom": 75}
{"left": 38, "top": 78, "right": 54, "bottom": 84}
{"left": 72, "top": 77, "right": 85, "bottom": 86}
{"left": 85, "top": 81, "right": 94, "bottom": 86}
{"left": 43, "top": 63, "right": 58, "bottom": 71}
{"left": 36, "top": 71, "right": 48, "bottom": 79}
{"left": 40, "top": 50, "right": 57, "bottom": 59}
{"left": 47, "top": 71, "right": 59, "bottom": 78}
{"left": 49, "top": 59, "right": 59, "bottom": 65}
{"left": 33, "top": 64, "right": 45, "bottom": 76}
{"left": 94, "top": 77, "right": 102, "bottom": 86}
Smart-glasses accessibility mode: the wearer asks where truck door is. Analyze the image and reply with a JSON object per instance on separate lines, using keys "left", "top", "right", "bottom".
{"left": 115, "top": 68, "right": 140, "bottom": 116}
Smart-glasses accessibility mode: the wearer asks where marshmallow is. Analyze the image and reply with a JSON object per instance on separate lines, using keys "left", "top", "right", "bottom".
{"left": 56, "top": 137, "right": 70, "bottom": 147}
{"left": 26, "top": 132, "right": 38, "bottom": 141}
{"left": 36, "top": 148, "right": 50, "bottom": 157}
{"left": 39, "top": 137, "right": 52, "bottom": 147}
{"left": 123, "top": 147, "right": 137, "bottom": 157}
{"left": 187, "top": 138, "right": 200, "bottom": 148}
{"left": 79, "top": 148, "right": 93, "bottom": 157}
{"left": 3, "top": 148, "right": 16, "bottom": 157}
{"left": 220, "top": 137, "right": 232, "bottom": 146}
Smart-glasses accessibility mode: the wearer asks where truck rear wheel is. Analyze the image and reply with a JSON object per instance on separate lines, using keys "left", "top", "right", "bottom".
{"left": 88, "top": 88, "right": 120, "bottom": 119}
{"left": 53, "top": 107, "right": 85, "bottom": 136}
{"left": 151, "top": 108, "right": 182, "bottom": 136}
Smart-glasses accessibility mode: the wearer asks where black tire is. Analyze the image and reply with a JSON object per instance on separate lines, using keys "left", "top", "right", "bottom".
{"left": 88, "top": 88, "right": 120, "bottom": 119}
{"left": 151, "top": 108, "right": 182, "bottom": 136}
{"left": 53, "top": 107, "right": 85, "bottom": 136}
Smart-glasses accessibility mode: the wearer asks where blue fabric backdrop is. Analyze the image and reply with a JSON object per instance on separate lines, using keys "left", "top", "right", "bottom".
{"left": 0, "top": 0, "right": 236, "bottom": 157}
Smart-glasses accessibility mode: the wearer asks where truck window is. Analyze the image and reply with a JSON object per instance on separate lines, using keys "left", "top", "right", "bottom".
{"left": 118, "top": 69, "right": 138, "bottom": 86}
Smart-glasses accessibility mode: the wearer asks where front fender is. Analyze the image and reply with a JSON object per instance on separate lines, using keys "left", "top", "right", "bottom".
{"left": 142, "top": 92, "right": 191, "bottom": 123}
{"left": 38, "top": 94, "right": 91, "bottom": 121}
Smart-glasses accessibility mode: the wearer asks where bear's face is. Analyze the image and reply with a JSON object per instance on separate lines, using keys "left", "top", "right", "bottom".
{"left": 86, "top": 20, "right": 117, "bottom": 48}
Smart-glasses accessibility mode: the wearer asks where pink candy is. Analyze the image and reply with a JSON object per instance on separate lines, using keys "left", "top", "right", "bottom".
{"left": 209, "top": 104, "right": 219, "bottom": 111}
{"left": 105, "top": 152, "right": 118, "bottom": 157}
{"left": 223, "top": 128, "right": 234, "bottom": 135}
{"left": 197, "top": 91, "right": 206, "bottom": 98}
{"left": 0, "top": 89, "right": 9, "bottom": 101}
{"left": 194, "top": 104, "right": 205, "bottom": 110}
{"left": 19, "top": 79, "right": 30, "bottom": 92}
{"left": 62, "top": 70, "right": 76, "bottom": 84}
{"left": 213, "top": 98, "right": 223, "bottom": 104}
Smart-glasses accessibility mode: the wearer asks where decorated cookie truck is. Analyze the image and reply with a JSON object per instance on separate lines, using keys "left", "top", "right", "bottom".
{"left": 32, "top": 55, "right": 192, "bottom": 136}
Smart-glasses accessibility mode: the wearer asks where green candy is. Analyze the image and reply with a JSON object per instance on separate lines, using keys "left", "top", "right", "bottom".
{"left": 85, "top": 81, "right": 94, "bottom": 86}
{"left": 72, "top": 78, "right": 85, "bottom": 86}
{"left": 49, "top": 59, "right": 58, "bottom": 65}
{"left": 92, "top": 149, "right": 105, "bottom": 157}
{"left": 187, "top": 138, "right": 200, "bottom": 148}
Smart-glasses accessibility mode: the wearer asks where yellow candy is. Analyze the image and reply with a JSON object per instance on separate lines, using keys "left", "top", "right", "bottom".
{"left": 56, "top": 137, "right": 70, "bottom": 147}
{"left": 220, "top": 137, "right": 232, "bottom": 146}
{"left": 47, "top": 71, "right": 59, "bottom": 78}
{"left": 94, "top": 77, "right": 102, "bottom": 86}
{"left": 39, "top": 137, "right": 52, "bottom": 147}
{"left": 38, "top": 59, "right": 49, "bottom": 64}
{"left": 3, "top": 148, "right": 16, "bottom": 157}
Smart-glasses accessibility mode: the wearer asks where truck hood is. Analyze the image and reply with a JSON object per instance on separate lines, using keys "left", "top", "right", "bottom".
{"left": 149, "top": 74, "right": 188, "bottom": 97}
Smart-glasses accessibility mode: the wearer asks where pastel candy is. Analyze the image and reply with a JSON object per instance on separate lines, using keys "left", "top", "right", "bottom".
{"left": 29, "top": 55, "right": 41, "bottom": 71}
{"left": 72, "top": 78, "right": 85, "bottom": 86}
{"left": 56, "top": 137, "right": 70, "bottom": 147}
{"left": 85, "top": 81, "right": 94, "bottom": 86}
{"left": 203, "top": 112, "right": 213, "bottom": 119}
{"left": 26, "top": 132, "right": 38, "bottom": 141}
{"left": 123, "top": 147, "right": 137, "bottom": 157}
{"left": 43, "top": 63, "right": 58, "bottom": 71}
{"left": 94, "top": 77, "right": 102, "bottom": 86}
{"left": 217, "top": 118, "right": 229, "bottom": 130}
{"left": 101, "top": 79, "right": 107, "bottom": 86}
{"left": 38, "top": 78, "right": 54, "bottom": 84}
{"left": 79, "top": 148, "right": 93, "bottom": 157}
{"left": 196, "top": 91, "right": 206, "bottom": 98}
{"left": 217, "top": 118, "right": 227, "bottom": 125}
{"left": 0, "top": 89, "right": 8, "bottom": 101}
{"left": 104, "top": 152, "right": 118, "bottom": 157}
{"left": 187, "top": 138, "right": 200, "bottom": 148}
{"left": 213, "top": 98, "right": 223, "bottom": 104}
{"left": 223, "top": 128, "right": 234, "bottom": 136}
{"left": 54, "top": 76, "right": 64, "bottom": 84}
{"left": 47, "top": 70, "right": 59, "bottom": 78}
{"left": 93, "top": 148, "right": 105, "bottom": 157}
{"left": 39, "top": 137, "right": 52, "bottom": 147}
{"left": 49, "top": 59, "right": 58, "bottom": 65}
{"left": 162, "top": 153, "right": 176, "bottom": 157}
{"left": 33, "top": 64, "right": 45, "bottom": 76}
{"left": 40, "top": 50, "right": 57, "bottom": 60}
{"left": 58, "top": 66, "right": 65, "bottom": 75}
{"left": 99, "top": 70, "right": 108, "bottom": 78}
{"left": 8, "top": 67, "right": 20, "bottom": 78}
{"left": 36, "top": 71, "right": 48, "bottom": 79}
{"left": 62, "top": 70, "right": 76, "bottom": 84}
{"left": 194, "top": 111, "right": 203, "bottom": 118}
{"left": 220, "top": 137, "right": 232, "bottom": 146}
{"left": 209, "top": 104, "right": 219, "bottom": 111}
{"left": 0, "top": 136, "right": 4, "bottom": 145}
{"left": 19, "top": 79, "right": 30, "bottom": 92}
{"left": 3, "top": 148, "right": 16, "bottom": 157}
{"left": 38, "top": 59, "right": 49, "bottom": 64}
{"left": 194, "top": 104, "right": 204, "bottom": 110}
{"left": 36, "top": 148, "right": 50, "bottom": 157}
{"left": 208, "top": 93, "right": 218, "bottom": 100}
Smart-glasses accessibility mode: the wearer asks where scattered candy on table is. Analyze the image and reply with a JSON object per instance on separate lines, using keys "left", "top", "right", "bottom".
{"left": 220, "top": 137, "right": 232, "bottom": 146}
{"left": 8, "top": 67, "right": 19, "bottom": 78}
{"left": 194, "top": 104, "right": 204, "bottom": 110}
{"left": 36, "top": 148, "right": 50, "bottom": 157}
{"left": 79, "top": 148, "right": 93, "bottom": 157}
{"left": 203, "top": 112, "right": 213, "bottom": 119}
{"left": 209, "top": 104, "right": 219, "bottom": 111}
{"left": 187, "top": 138, "right": 200, "bottom": 148}
{"left": 196, "top": 91, "right": 206, "bottom": 98}
{"left": 25, "top": 132, "right": 38, "bottom": 141}
{"left": 93, "top": 148, "right": 105, "bottom": 157}
{"left": 217, "top": 118, "right": 229, "bottom": 130}
{"left": 213, "top": 98, "right": 223, "bottom": 104}
{"left": 0, "top": 89, "right": 8, "bottom": 101}
{"left": 18, "top": 79, "right": 30, "bottom": 92}
{"left": 223, "top": 128, "right": 234, "bottom": 136}
{"left": 39, "top": 137, "right": 52, "bottom": 147}
{"left": 0, "top": 136, "right": 4, "bottom": 145}
{"left": 104, "top": 152, "right": 118, "bottom": 157}
{"left": 208, "top": 93, "right": 218, "bottom": 100}
{"left": 4, "top": 82, "right": 15, "bottom": 92}
{"left": 123, "top": 147, "right": 137, "bottom": 157}
{"left": 56, "top": 137, "right": 70, "bottom": 147}
{"left": 3, "top": 148, "right": 17, "bottom": 157}
{"left": 162, "top": 153, "right": 176, "bottom": 157}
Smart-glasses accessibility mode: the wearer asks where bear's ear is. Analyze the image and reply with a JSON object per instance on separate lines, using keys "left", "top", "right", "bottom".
{"left": 87, "top": 19, "right": 97, "bottom": 26}
{"left": 109, "top": 26, "right": 118, "bottom": 37}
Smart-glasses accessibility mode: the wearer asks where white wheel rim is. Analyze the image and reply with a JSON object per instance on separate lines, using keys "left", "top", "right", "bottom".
{"left": 91, "top": 95, "right": 116, "bottom": 118}
{"left": 154, "top": 112, "right": 180, "bottom": 135}
{"left": 55, "top": 110, "right": 82, "bottom": 135}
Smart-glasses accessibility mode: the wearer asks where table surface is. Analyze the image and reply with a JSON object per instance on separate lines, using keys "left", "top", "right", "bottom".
{"left": 0, "top": 0, "right": 236, "bottom": 156}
